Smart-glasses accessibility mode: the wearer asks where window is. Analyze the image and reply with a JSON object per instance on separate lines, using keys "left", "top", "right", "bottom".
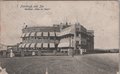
{"left": 76, "top": 33, "right": 79, "bottom": 37}
{"left": 50, "top": 37, "right": 54, "bottom": 40}
{"left": 76, "top": 41, "right": 79, "bottom": 45}
{"left": 71, "top": 36, "right": 74, "bottom": 39}
{"left": 38, "top": 37, "right": 41, "bottom": 39}
{"left": 22, "top": 38, "right": 25, "bottom": 40}
{"left": 65, "top": 51, "right": 68, "bottom": 53}
{"left": 76, "top": 28, "right": 79, "bottom": 31}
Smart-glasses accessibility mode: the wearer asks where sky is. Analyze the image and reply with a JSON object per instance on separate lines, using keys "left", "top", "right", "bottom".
{"left": 0, "top": 1, "right": 119, "bottom": 49}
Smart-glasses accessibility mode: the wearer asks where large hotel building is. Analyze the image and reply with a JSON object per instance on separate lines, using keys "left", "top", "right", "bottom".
{"left": 16, "top": 22, "right": 94, "bottom": 56}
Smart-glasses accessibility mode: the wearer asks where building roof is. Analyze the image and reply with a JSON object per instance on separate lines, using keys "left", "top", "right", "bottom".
{"left": 58, "top": 38, "right": 73, "bottom": 48}
{"left": 22, "top": 26, "right": 60, "bottom": 33}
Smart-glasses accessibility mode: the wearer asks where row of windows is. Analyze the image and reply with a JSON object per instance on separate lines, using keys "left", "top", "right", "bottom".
{"left": 76, "top": 41, "right": 87, "bottom": 45}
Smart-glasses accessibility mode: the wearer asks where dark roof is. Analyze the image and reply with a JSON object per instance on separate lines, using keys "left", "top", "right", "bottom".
{"left": 22, "top": 26, "right": 60, "bottom": 33}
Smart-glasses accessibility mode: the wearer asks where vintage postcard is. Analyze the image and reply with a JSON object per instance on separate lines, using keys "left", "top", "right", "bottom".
{"left": 0, "top": 1, "right": 119, "bottom": 74}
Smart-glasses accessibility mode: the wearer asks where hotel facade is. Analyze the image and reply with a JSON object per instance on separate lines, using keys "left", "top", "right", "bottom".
{"left": 17, "top": 22, "right": 94, "bottom": 56}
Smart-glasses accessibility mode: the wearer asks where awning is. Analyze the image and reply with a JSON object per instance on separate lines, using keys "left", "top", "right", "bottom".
{"left": 43, "top": 32, "right": 48, "bottom": 36}
{"left": 49, "top": 43, "right": 55, "bottom": 48}
{"left": 21, "top": 43, "right": 26, "bottom": 48}
{"left": 36, "top": 43, "right": 42, "bottom": 48}
{"left": 36, "top": 32, "right": 42, "bottom": 36}
{"left": 58, "top": 42, "right": 70, "bottom": 47}
{"left": 30, "top": 32, "right": 36, "bottom": 36}
{"left": 58, "top": 26, "right": 74, "bottom": 36}
{"left": 49, "top": 32, "right": 55, "bottom": 36}
{"left": 43, "top": 43, "right": 48, "bottom": 48}
{"left": 25, "top": 33, "right": 30, "bottom": 37}
{"left": 25, "top": 43, "right": 31, "bottom": 48}
{"left": 18, "top": 44, "right": 22, "bottom": 48}
{"left": 58, "top": 38, "right": 71, "bottom": 48}
{"left": 21, "top": 33, "right": 26, "bottom": 37}
{"left": 30, "top": 43, "right": 36, "bottom": 48}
